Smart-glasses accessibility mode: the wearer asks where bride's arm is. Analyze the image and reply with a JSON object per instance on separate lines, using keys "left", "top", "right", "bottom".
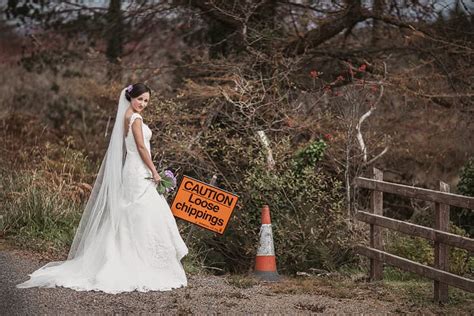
{"left": 131, "top": 119, "right": 159, "bottom": 178}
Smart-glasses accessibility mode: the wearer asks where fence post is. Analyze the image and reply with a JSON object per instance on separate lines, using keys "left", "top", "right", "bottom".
{"left": 370, "top": 167, "right": 384, "bottom": 281}
{"left": 434, "top": 181, "right": 450, "bottom": 303}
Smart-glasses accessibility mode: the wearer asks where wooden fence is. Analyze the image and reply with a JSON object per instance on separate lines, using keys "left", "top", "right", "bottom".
{"left": 354, "top": 168, "right": 474, "bottom": 303}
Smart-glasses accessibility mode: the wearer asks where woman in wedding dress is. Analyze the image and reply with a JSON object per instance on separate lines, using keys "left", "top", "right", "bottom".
{"left": 17, "top": 83, "right": 188, "bottom": 294}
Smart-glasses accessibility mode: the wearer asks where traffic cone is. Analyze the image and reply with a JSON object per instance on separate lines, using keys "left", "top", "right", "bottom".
{"left": 253, "top": 205, "right": 281, "bottom": 281}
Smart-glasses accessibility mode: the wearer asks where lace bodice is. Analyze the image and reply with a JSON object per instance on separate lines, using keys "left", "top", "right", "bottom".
{"left": 125, "top": 113, "right": 152, "bottom": 155}
{"left": 122, "top": 113, "right": 153, "bottom": 201}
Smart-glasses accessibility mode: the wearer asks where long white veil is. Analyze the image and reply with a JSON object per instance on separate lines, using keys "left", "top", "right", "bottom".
{"left": 67, "top": 87, "right": 128, "bottom": 260}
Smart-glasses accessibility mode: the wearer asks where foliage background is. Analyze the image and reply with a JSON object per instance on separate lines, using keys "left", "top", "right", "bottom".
{"left": 0, "top": 0, "right": 473, "bottom": 276}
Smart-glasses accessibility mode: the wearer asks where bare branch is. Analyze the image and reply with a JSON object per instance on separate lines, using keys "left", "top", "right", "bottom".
{"left": 365, "top": 146, "right": 389, "bottom": 166}
{"left": 257, "top": 130, "right": 276, "bottom": 171}
{"left": 355, "top": 62, "right": 387, "bottom": 163}
{"left": 284, "top": 1, "right": 366, "bottom": 56}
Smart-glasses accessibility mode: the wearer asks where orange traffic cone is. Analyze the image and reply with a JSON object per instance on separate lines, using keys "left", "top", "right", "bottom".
{"left": 253, "top": 205, "right": 281, "bottom": 281}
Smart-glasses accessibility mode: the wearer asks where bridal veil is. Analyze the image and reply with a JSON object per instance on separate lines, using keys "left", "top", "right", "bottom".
{"left": 67, "top": 87, "right": 129, "bottom": 260}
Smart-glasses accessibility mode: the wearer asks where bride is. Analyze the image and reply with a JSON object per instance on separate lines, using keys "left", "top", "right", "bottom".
{"left": 17, "top": 83, "right": 188, "bottom": 294}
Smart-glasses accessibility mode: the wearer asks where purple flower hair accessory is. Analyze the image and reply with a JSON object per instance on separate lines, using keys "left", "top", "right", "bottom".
{"left": 126, "top": 84, "right": 133, "bottom": 93}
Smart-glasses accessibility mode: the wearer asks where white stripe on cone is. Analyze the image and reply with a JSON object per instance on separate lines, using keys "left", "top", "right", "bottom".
{"left": 256, "top": 224, "right": 275, "bottom": 256}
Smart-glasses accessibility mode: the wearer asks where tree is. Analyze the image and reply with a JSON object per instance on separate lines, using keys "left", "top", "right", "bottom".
{"left": 106, "top": 0, "right": 124, "bottom": 81}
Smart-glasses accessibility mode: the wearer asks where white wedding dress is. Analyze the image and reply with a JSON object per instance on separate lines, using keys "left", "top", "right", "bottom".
{"left": 17, "top": 111, "right": 188, "bottom": 294}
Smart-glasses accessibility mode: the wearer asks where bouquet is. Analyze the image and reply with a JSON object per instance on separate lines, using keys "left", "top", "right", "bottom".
{"left": 146, "top": 169, "right": 177, "bottom": 195}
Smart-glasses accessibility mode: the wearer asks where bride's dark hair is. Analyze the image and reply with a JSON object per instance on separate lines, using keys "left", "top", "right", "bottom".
{"left": 125, "top": 83, "right": 151, "bottom": 102}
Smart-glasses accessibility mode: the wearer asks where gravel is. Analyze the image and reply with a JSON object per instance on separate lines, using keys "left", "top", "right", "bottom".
{"left": 0, "top": 246, "right": 405, "bottom": 315}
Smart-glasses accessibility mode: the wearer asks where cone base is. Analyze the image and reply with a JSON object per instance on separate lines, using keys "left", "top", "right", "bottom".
{"left": 253, "top": 270, "right": 282, "bottom": 282}
{"left": 255, "top": 255, "right": 277, "bottom": 271}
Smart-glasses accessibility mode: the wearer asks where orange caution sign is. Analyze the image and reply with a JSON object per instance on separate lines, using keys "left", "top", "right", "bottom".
{"left": 171, "top": 175, "right": 238, "bottom": 234}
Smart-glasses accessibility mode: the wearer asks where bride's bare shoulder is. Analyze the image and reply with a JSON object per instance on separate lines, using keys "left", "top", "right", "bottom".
{"left": 124, "top": 110, "right": 135, "bottom": 136}
{"left": 124, "top": 109, "right": 133, "bottom": 121}
{"left": 124, "top": 110, "right": 140, "bottom": 125}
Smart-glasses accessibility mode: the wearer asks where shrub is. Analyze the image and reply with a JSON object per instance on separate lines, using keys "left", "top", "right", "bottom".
{"left": 458, "top": 157, "right": 474, "bottom": 197}
{"left": 191, "top": 137, "right": 354, "bottom": 274}
{"left": 293, "top": 139, "right": 327, "bottom": 173}
{"left": 454, "top": 157, "right": 474, "bottom": 236}
{"left": 386, "top": 225, "right": 473, "bottom": 277}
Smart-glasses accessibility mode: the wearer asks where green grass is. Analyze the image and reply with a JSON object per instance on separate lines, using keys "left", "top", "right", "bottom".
{"left": 267, "top": 268, "right": 474, "bottom": 313}
{"left": 1, "top": 172, "right": 82, "bottom": 254}
{"left": 182, "top": 251, "right": 206, "bottom": 275}
{"left": 383, "top": 267, "right": 474, "bottom": 307}
{"left": 383, "top": 266, "right": 427, "bottom": 282}
{"left": 226, "top": 274, "right": 257, "bottom": 289}
{"left": 384, "top": 278, "right": 474, "bottom": 310}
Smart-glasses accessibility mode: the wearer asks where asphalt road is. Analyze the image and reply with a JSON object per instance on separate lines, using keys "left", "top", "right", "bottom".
{"left": 2, "top": 244, "right": 449, "bottom": 315}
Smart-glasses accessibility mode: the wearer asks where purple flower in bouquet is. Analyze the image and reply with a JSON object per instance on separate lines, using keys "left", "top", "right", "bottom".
{"left": 146, "top": 169, "right": 177, "bottom": 195}
{"left": 163, "top": 170, "right": 177, "bottom": 193}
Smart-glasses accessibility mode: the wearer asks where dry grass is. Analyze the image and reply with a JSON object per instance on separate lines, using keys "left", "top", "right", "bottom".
{"left": 268, "top": 273, "right": 474, "bottom": 314}
{"left": 0, "top": 64, "right": 104, "bottom": 255}
{"left": 226, "top": 275, "right": 258, "bottom": 289}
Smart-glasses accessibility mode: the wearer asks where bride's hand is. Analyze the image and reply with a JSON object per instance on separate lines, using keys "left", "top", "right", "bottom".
{"left": 152, "top": 172, "right": 161, "bottom": 184}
